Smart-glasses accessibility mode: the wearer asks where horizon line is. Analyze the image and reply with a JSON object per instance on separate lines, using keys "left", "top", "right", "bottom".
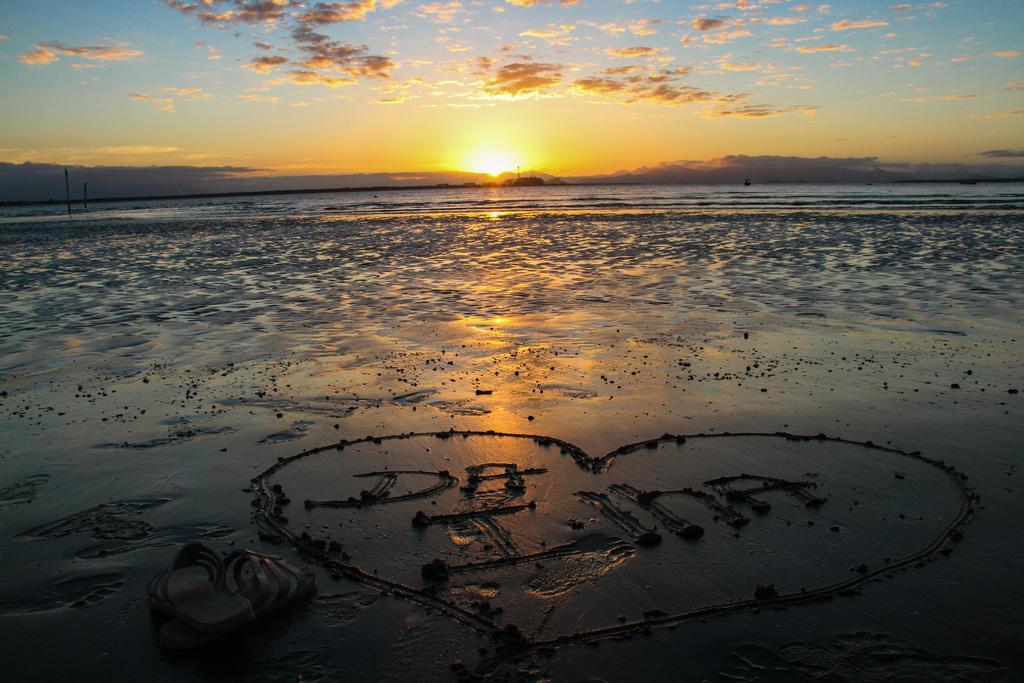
{"left": 5, "top": 177, "right": 1024, "bottom": 209}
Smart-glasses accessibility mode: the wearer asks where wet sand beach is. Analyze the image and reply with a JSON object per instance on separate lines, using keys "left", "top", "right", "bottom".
{"left": 0, "top": 184, "right": 1022, "bottom": 681}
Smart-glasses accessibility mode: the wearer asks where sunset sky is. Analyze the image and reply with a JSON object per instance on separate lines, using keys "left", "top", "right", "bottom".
{"left": 1, "top": 0, "right": 1022, "bottom": 177}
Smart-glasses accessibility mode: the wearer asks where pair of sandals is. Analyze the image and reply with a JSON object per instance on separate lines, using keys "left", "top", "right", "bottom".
{"left": 147, "top": 542, "right": 317, "bottom": 649}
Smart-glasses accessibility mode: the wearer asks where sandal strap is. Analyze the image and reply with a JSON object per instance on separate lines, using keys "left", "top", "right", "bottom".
{"left": 149, "top": 542, "right": 224, "bottom": 607}
{"left": 223, "top": 549, "right": 304, "bottom": 614}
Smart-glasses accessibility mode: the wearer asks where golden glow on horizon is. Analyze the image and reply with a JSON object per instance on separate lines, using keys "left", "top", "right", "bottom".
{"left": 463, "top": 146, "right": 520, "bottom": 176}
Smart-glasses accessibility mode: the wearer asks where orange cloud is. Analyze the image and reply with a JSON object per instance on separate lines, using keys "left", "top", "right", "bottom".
{"left": 160, "top": 86, "right": 214, "bottom": 100}
{"left": 752, "top": 16, "right": 806, "bottom": 26}
{"left": 605, "top": 46, "right": 660, "bottom": 58}
{"left": 602, "top": 65, "right": 644, "bottom": 75}
{"left": 129, "top": 93, "right": 175, "bottom": 112}
{"left": 505, "top": 0, "right": 579, "bottom": 6}
{"left": 279, "top": 70, "right": 357, "bottom": 87}
{"left": 298, "top": 0, "right": 380, "bottom": 24}
{"left": 19, "top": 42, "right": 142, "bottom": 65}
{"left": 574, "top": 68, "right": 722, "bottom": 108}
{"left": 709, "top": 103, "right": 818, "bottom": 118}
{"left": 627, "top": 19, "right": 662, "bottom": 36}
{"left": 699, "top": 30, "right": 753, "bottom": 44}
{"left": 831, "top": 19, "right": 889, "bottom": 30}
{"left": 244, "top": 55, "right": 289, "bottom": 73}
{"left": 291, "top": 25, "right": 394, "bottom": 81}
{"left": 418, "top": 1, "right": 461, "bottom": 23}
{"left": 721, "top": 61, "right": 760, "bottom": 71}
{"left": 796, "top": 44, "right": 853, "bottom": 53}
{"left": 163, "top": 0, "right": 296, "bottom": 27}
{"left": 520, "top": 24, "right": 575, "bottom": 40}
{"left": 691, "top": 18, "right": 727, "bottom": 31}
{"left": 484, "top": 62, "right": 562, "bottom": 96}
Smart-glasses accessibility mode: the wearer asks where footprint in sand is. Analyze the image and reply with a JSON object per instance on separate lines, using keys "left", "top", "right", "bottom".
{"left": 22, "top": 498, "right": 168, "bottom": 541}
{"left": 314, "top": 590, "right": 380, "bottom": 627}
{"left": 722, "top": 633, "right": 1007, "bottom": 681}
{"left": 0, "top": 474, "right": 50, "bottom": 510}
{"left": 254, "top": 650, "right": 341, "bottom": 682}
{"left": 0, "top": 573, "right": 125, "bottom": 615}
{"left": 259, "top": 420, "right": 315, "bottom": 444}
{"left": 21, "top": 497, "right": 233, "bottom": 558}
{"left": 74, "top": 522, "right": 234, "bottom": 559}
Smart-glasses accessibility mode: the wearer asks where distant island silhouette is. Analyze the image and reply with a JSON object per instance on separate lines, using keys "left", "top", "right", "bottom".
{"left": 2, "top": 155, "right": 1023, "bottom": 206}
{"left": 5, "top": 175, "right": 1024, "bottom": 208}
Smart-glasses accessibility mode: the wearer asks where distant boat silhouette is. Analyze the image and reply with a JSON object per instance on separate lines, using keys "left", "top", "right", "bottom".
{"left": 743, "top": 178, "right": 751, "bottom": 186}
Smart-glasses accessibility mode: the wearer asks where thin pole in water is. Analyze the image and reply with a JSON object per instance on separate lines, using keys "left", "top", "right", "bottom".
{"left": 64, "top": 167, "right": 71, "bottom": 215}
{"left": 83, "top": 182, "right": 88, "bottom": 210}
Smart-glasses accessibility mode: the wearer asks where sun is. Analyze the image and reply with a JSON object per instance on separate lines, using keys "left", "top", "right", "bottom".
{"left": 464, "top": 147, "right": 519, "bottom": 176}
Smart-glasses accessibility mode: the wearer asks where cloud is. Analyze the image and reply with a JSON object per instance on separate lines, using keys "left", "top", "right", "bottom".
{"left": 484, "top": 61, "right": 563, "bottom": 96}
{"left": 831, "top": 19, "right": 889, "bottom": 30}
{"left": 691, "top": 18, "right": 727, "bottom": 31}
{"left": 572, "top": 77, "right": 627, "bottom": 95}
{"left": 993, "top": 50, "right": 1021, "bottom": 58}
{"left": 505, "top": 0, "right": 579, "bottom": 6}
{"left": 751, "top": 16, "right": 806, "bottom": 26}
{"left": 573, "top": 67, "right": 730, "bottom": 109}
{"left": 167, "top": 0, "right": 393, "bottom": 86}
{"left": 19, "top": 42, "right": 142, "bottom": 65}
{"left": 160, "top": 87, "right": 214, "bottom": 100}
{"left": 698, "top": 29, "right": 753, "bottom": 44}
{"left": 708, "top": 104, "right": 818, "bottom": 118}
{"left": 279, "top": 70, "right": 357, "bottom": 87}
{"left": 890, "top": 2, "right": 948, "bottom": 11}
{"left": 979, "top": 149, "right": 1024, "bottom": 158}
{"left": 127, "top": 87, "right": 213, "bottom": 112}
{"left": 719, "top": 55, "right": 761, "bottom": 71}
{"left": 298, "top": 1, "right": 381, "bottom": 24}
{"left": 900, "top": 94, "right": 974, "bottom": 103}
{"left": 97, "top": 146, "right": 181, "bottom": 155}
{"left": 18, "top": 47, "right": 59, "bottom": 65}
{"left": 129, "top": 93, "right": 176, "bottom": 112}
{"left": 163, "top": 0, "right": 297, "bottom": 27}
{"left": 288, "top": 24, "right": 395, "bottom": 82}
{"left": 238, "top": 92, "right": 281, "bottom": 103}
{"left": 627, "top": 19, "right": 662, "bottom": 36}
{"left": 195, "top": 41, "right": 222, "bottom": 60}
{"left": 602, "top": 65, "right": 644, "bottom": 75}
{"left": 520, "top": 24, "right": 577, "bottom": 43}
{"left": 418, "top": 1, "right": 461, "bottom": 23}
{"left": 605, "top": 46, "right": 661, "bottom": 58}
{"left": 581, "top": 81, "right": 718, "bottom": 106}
{"left": 244, "top": 55, "right": 289, "bottom": 73}
{"left": 569, "top": 155, "right": 1024, "bottom": 184}
{"left": 1007, "top": 81, "right": 1024, "bottom": 91}
{"left": 795, "top": 44, "right": 852, "bottom": 53}
{"left": 572, "top": 60, "right": 819, "bottom": 117}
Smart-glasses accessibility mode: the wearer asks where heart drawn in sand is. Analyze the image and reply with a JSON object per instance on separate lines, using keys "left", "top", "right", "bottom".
{"left": 250, "top": 430, "right": 975, "bottom": 674}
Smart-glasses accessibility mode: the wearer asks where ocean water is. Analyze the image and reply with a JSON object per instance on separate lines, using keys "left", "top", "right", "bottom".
{"left": 1, "top": 183, "right": 1022, "bottom": 679}
{"left": 2, "top": 183, "right": 1022, "bottom": 381}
